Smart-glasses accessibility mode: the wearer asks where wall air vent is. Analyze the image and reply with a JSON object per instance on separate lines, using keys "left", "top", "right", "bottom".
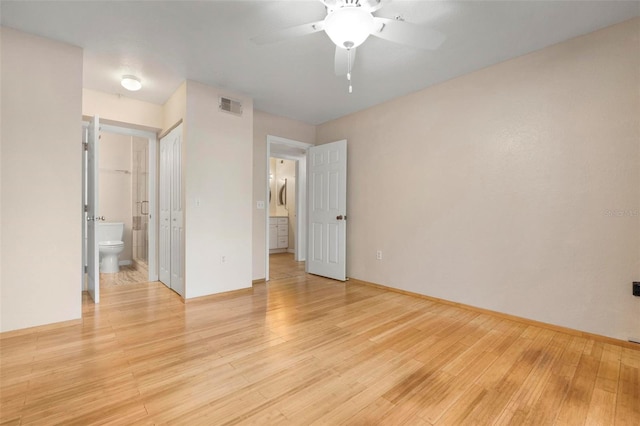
{"left": 219, "top": 96, "right": 243, "bottom": 116}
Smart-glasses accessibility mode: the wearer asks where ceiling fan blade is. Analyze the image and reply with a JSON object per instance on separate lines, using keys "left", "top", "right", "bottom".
{"left": 371, "top": 17, "right": 445, "bottom": 50}
{"left": 334, "top": 46, "right": 357, "bottom": 76}
{"left": 251, "top": 21, "right": 325, "bottom": 45}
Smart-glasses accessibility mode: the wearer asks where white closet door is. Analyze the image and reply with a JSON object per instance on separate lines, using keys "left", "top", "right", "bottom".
{"left": 159, "top": 133, "right": 171, "bottom": 285}
{"left": 158, "top": 125, "right": 185, "bottom": 297}
{"left": 170, "top": 130, "right": 185, "bottom": 297}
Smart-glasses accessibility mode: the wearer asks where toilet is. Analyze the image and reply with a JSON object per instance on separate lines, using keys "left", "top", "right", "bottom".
{"left": 98, "top": 222, "right": 125, "bottom": 273}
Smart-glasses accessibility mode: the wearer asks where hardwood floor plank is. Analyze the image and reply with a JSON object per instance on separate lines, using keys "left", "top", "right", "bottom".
{"left": 614, "top": 363, "right": 640, "bottom": 425}
{"left": 554, "top": 341, "right": 604, "bottom": 425}
{"left": 0, "top": 254, "right": 637, "bottom": 424}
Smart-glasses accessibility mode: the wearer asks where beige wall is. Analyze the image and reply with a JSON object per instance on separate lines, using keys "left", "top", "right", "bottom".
{"left": 316, "top": 18, "right": 640, "bottom": 340}
{"left": 253, "top": 110, "right": 316, "bottom": 280}
{"left": 99, "top": 132, "right": 133, "bottom": 263}
{"left": 83, "top": 88, "right": 163, "bottom": 130}
{"left": 184, "top": 81, "right": 254, "bottom": 297}
{"left": 163, "top": 82, "right": 187, "bottom": 134}
{"left": 1, "top": 28, "right": 83, "bottom": 332}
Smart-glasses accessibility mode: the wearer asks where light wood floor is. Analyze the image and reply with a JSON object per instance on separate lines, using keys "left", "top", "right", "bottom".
{"left": 99, "top": 261, "right": 149, "bottom": 287}
{"left": 1, "top": 257, "right": 638, "bottom": 425}
{"left": 269, "top": 253, "right": 306, "bottom": 280}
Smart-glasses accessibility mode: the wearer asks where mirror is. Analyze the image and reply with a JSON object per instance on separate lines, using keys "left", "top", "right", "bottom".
{"left": 277, "top": 178, "right": 287, "bottom": 206}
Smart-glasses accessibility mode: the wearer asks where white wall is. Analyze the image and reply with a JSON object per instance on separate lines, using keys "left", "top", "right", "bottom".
{"left": 99, "top": 132, "right": 133, "bottom": 263}
{"left": 184, "top": 80, "right": 254, "bottom": 297}
{"left": 252, "top": 111, "right": 316, "bottom": 280}
{"left": 316, "top": 19, "right": 640, "bottom": 341}
{"left": 1, "top": 28, "right": 83, "bottom": 332}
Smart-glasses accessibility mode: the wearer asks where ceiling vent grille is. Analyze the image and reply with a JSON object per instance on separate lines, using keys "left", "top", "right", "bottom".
{"left": 219, "top": 97, "right": 243, "bottom": 116}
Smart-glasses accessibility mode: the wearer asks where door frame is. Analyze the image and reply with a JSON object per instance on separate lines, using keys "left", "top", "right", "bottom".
{"left": 82, "top": 120, "right": 159, "bottom": 284}
{"left": 265, "top": 135, "right": 313, "bottom": 281}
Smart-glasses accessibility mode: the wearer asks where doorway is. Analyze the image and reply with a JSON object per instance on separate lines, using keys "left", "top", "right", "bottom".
{"left": 265, "top": 136, "right": 313, "bottom": 281}
{"left": 82, "top": 118, "right": 158, "bottom": 301}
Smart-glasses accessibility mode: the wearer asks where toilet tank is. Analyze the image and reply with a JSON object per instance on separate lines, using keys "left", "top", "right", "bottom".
{"left": 98, "top": 222, "right": 124, "bottom": 242}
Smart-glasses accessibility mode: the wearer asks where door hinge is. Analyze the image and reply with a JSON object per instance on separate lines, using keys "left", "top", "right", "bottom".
{"left": 83, "top": 142, "right": 88, "bottom": 151}
{"left": 84, "top": 265, "right": 87, "bottom": 273}
{"left": 84, "top": 204, "right": 88, "bottom": 213}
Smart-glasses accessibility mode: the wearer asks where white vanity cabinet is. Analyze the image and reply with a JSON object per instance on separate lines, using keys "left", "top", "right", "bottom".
{"left": 269, "top": 216, "right": 288, "bottom": 251}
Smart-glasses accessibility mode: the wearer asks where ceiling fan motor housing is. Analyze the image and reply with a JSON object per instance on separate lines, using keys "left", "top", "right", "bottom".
{"left": 323, "top": 6, "right": 376, "bottom": 49}
{"left": 322, "top": 0, "right": 382, "bottom": 13}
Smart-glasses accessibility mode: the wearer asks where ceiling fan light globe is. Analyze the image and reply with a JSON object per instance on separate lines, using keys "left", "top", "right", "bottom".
{"left": 324, "top": 7, "right": 374, "bottom": 49}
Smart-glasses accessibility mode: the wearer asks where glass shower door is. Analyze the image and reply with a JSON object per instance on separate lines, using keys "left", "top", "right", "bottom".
{"left": 132, "top": 138, "right": 149, "bottom": 266}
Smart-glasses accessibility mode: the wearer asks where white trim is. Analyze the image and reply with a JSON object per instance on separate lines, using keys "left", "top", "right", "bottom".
{"left": 266, "top": 135, "right": 313, "bottom": 281}
{"left": 118, "top": 260, "right": 133, "bottom": 266}
{"left": 100, "top": 123, "right": 156, "bottom": 139}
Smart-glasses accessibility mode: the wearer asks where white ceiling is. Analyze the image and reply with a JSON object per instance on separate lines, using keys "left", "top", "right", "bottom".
{"left": 1, "top": 1, "right": 638, "bottom": 125}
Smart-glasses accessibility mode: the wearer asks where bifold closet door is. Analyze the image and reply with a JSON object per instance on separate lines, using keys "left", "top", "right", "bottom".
{"left": 169, "top": 130, "right": 184, "bottom": 297}
{"left": 159, "top": 125, "right": 184, "bottom": 297}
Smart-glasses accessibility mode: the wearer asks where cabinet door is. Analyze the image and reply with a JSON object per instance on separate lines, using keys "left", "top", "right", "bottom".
{"left": 269, "top": 225, "right": 278, "bottom": 249}
{"left": 277, "top": 225, "right": 288, "bottom": 236}
{"left": 277, "top": 236, "right": 289, "bottom": 249}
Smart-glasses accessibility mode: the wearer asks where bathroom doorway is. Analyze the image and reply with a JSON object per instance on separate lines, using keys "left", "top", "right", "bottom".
{"left": 82, "top": 118, "right": 158, "bottom": 298}
{"left": 265, "top": 135, "right": 312, "bottom": 281}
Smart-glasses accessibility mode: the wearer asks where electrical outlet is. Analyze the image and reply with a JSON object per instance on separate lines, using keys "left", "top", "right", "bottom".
{"left": 257, "top": 201, "right": 265, "bottom": 209}
{"left": 376, "top": 250, "right": 382, "bottom": 260}
{"left": 221, "top": 256, "right": 226, "bottom": 264}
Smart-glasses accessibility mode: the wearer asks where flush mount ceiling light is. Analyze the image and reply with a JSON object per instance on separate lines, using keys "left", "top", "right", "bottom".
{"left": 121, "top": 75, "right": 142, "bottom": 91}
{"left": 323, "top": 7, "right": 375, "bottom": 50}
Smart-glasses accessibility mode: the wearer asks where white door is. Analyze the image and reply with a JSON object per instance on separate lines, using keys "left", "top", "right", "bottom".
{"left": 307, "top": 140, "right": 347, "bottom": 281}
{"left": 158, "top": 125, "right": 185, "bottom": 297}
{"left": 170, "top": 130, "right": 185, "bottom": 297}
{"left": 159, "top": 133, "right": 171, "bottom": 285}
{"left": 86, "top": 116, "right": 100, "bottom": 302}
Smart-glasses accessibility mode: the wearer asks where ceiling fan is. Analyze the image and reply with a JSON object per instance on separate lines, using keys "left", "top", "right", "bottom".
{"left": 252, "top": 0, "right": 446, "bottom": 93}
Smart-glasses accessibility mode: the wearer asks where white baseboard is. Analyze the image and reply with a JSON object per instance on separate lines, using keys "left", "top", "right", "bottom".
{"left": 287, "top": 248, "right": 295, "bottom": 254}
{"left": 119, "top": 260, "right": 132, "bottom": 266}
